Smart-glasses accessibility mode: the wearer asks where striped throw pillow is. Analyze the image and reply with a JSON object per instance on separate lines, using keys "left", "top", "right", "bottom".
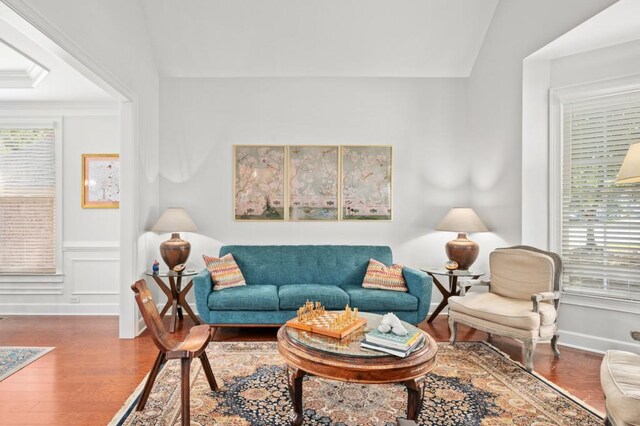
{"left": 362, "top": 258, "right": 407, "bottom": 292}
{"left": 203, "top": 253, "right": 247, "bottom": 291}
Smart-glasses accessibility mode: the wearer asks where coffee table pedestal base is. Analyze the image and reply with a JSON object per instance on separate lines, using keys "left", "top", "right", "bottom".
{"left": 285, "top": 365, "right": 427, "bottom": 425}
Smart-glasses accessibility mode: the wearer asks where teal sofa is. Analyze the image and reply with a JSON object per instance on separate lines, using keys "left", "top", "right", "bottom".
{"left": 194, "top": 245, "right": 433, "bottom": 326}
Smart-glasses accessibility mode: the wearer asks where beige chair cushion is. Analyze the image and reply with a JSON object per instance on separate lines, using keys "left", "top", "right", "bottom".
{"left": 448, "top": 292, "right": 556, "bottom": 331}
{"left": 601, "top": 350, "right": 640, "bottom": 426}
{"left": 490, "top": 248, "right": 555, "bottom": 300}
{"left": 448, "top": 310, "right": 556, "bottom": 340}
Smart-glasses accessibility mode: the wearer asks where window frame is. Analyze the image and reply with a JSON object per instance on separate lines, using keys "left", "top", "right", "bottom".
{"left": 550, "top": 75, "right": 640, "bottom": 302}
{"left": 0, "top": 117, "right": 63, "bottom": 281}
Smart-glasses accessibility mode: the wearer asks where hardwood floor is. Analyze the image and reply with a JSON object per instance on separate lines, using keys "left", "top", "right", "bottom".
{"left": 0, "top": 315, "right": 604, "bottom": 425}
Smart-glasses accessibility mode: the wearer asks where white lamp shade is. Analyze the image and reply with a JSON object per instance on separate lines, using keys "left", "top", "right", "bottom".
{"left": 616, "top": 141, "right": 640, "bottom": 184}
{"left": 435, "top": 207, "right": 488, "bottom": 233}
{"left": 151, "top": 208, "right": 198, "bottom": 233}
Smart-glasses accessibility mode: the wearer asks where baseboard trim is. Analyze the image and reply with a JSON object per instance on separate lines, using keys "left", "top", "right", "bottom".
{"left": 136, "top": 317, "right": 147, "bottom": 337}
{"left": 557, "top": 330, "right": 640, "bottom": 354}
{"left": 0, "top": 303, "right": 118, "bottom": 315}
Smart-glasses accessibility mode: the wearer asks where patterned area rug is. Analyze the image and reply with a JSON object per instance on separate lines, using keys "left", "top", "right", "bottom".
{"left": 111, "top": 341, "right": 602, "bottom": 426}
{"left": 0, "top": 347, "right": 54, "bottom": 381}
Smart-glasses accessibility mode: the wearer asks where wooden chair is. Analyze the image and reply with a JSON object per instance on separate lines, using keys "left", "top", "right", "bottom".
{"left": 132, "top": 279, "right": 218, "bottom": 426}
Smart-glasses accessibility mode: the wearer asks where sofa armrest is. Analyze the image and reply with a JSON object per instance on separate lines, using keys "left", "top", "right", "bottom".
{"left": 403, "top": 267, "right": 433, "bottom": 324}
{"left": 193, "top": 269, "right": 213, "bottom": 323}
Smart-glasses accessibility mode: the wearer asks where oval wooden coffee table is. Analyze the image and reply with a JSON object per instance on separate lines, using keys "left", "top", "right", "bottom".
{"left": 277, "top": 312, "right": 438, "bottom": 425}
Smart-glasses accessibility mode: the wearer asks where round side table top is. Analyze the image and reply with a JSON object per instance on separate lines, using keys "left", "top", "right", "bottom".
{"left": 277, "top": 312, "right": 438, "bottom": 384}
{"left": 144, "top": 270, "right": 198, "bottom": 277}
{"left": 420, "top": 268, "right": 484, "bottom": 277}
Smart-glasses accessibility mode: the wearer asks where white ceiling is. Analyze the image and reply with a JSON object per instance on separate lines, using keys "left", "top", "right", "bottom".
{"left": 0, "top": 40, "right": 48, "bottom": 89}
{"left": 141, "top": 0, "right": 499, "bottom": 78}
{"left": 531, "top": 0, "right": 640, "bottom": 60}
{"left": 0, "top": 40, "right": 35, "bottom": 70}
{"left": 0, "top": 11, "right": 112, "bottom": 101}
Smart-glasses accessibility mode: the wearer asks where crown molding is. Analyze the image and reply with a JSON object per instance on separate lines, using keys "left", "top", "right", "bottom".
{"left": 0, "top": 35, "right": 49, "bottom": 88}
{"left": 0, "top": 64, "right": 48, "bottom": 88}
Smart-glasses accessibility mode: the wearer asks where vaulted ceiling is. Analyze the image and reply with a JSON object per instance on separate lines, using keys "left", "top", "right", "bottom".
{"left": 0, "top": 0, "right": 500, "bottom": 102}
{"left": 140, "top": 0, "right": 499, "bottom": 78}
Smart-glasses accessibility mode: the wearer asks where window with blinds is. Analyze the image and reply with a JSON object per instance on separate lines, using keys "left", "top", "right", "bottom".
{"left": 561, "top": 90, "right": 640, "bottom": 300}
{"left": 0, "top": 128, "right": 56, "bottom": 274}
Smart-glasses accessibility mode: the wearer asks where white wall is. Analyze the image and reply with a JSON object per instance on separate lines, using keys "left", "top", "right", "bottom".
{"left": 6, "top": 0, "right": 161, "bottom": 336}
{"left": 550, "top": 39, "right": 640, "bottom": 87}
{"left": 528, "top": 39, "right": 640, "bottom": 353}
{"left": 472, "top": 0, "right": 638, "bottom": 353}
{"left": 0, "top": 104, "right": 120, "bottom": 315}
{"left": 158, "top": 77, "right": 468, "bottom": 308}
{"left": 466, "top": 0, "right": 617, "bottom": 273}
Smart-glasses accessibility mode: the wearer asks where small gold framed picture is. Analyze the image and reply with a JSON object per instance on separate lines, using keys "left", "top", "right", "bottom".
{"left": 82, "top": 154, "right": 120, "bottom": 209}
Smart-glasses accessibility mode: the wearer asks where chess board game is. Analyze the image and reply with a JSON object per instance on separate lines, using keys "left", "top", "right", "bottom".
{"left": 286, "top": 310, "right": 367, "bottom": 339}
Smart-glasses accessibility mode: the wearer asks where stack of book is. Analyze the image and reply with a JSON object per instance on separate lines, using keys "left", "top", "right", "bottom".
{"left": 360, "top": 328, "right": 424, "bottom": 358}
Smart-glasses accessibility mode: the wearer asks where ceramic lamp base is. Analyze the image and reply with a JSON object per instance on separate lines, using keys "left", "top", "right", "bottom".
{"left": 445, "top": 232, "right": 479, "bottom": 270}
{"left": 160, "top": 232, "right": 191, "bottom": 270}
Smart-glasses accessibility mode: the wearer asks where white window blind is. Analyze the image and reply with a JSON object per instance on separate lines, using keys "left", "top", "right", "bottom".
{"left": 561, "top": 90, "right": 640, "bottom": 300}
{"left": 0, "top": 128, "right": 56, "bottom": 273}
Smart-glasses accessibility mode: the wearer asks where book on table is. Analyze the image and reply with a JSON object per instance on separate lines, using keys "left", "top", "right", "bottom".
{"left": 364, "top": 328, "right": 423, "bottom": 351}
{"left": 360, "top": 335, "right": 424, "bottom": 358}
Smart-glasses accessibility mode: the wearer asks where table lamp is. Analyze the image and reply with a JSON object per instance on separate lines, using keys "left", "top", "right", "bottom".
{"left": 435, "top": 207, "right": 488, "bottom": 270}
{"left": 616, "top": 141, "right": 640, "bottom": 184}
{"left": 151, "top": 207, "right": 198, "bottom": 270}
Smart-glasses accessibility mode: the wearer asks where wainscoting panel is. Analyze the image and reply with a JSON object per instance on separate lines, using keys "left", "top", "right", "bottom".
{"left": 0, "top": 241, "right": 120, "bottom": 315}
{"left": 63, "top": 241, "right": 120, "bottom": 304}
{"left": 68, "top": 258, "right": 119, "bottom": 296}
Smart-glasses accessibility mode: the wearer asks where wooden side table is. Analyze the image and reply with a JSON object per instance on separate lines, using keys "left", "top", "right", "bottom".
{"left": 420, "top": 268, "right": 484, "bottom": 323}
{"left": 144, "top": 270, "right": 201, "bottom": 333}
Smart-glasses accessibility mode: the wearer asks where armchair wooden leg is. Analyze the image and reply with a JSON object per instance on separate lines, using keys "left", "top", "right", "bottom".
{"left": 181, "top": 357, "right": 191, "bottom": 426}
{"left": 523, "top": 340, "right": 536, "bottom": 372}
{"left": 199, "top": 352, "right": 219, "bottom": 391}
{"left": 551, "top": 334, "right": 560, "bottom": 358}
{"left": 448, "top": 317, "right": 457, "bottom": 344}
{"left": 136, "top": 351, "right": 166, "bottom": 411}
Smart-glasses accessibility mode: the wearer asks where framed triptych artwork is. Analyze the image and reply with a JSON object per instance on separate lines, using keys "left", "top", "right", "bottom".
{"left": 341, "top": 146, "right": 392, "bottom": 221}
{"left": 234, "top": 145, "right": 285, "bottom": 221}
{"left": 289, "top": 146, "right": 339, "bottom": 221}
{"left": 233, "top": 145, "right": 392, "bottom": 221}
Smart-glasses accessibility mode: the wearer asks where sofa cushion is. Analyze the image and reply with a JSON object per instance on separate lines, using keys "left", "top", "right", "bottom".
{"left": 208, "top": 285, "right": 279, "bottom": 311}
{"left": 601, "top": 350, "right": 640, "bottom": 426}
{"left": 278, "top": 285, "right": 349, "bottom": 310}
{"left": 448, "top": 291, "right": 556, "bottom": 331}
{"left": 343, "top": 286, "right": 418, "bottom": 312}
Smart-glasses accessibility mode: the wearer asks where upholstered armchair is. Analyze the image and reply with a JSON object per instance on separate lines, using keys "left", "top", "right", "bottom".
{"left": 448, "top": 246, "right": 562, "bottom": 372}
{"left": 600, "top": 331, "right": 640, "bottom": 426}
